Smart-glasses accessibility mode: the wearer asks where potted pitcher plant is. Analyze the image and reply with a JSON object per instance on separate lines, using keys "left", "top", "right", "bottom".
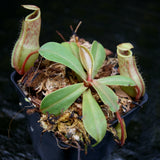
{"left": 11, "top": 5, "right": 148, "bottom": 160}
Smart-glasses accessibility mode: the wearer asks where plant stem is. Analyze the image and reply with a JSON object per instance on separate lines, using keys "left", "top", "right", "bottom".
{"left": 87, "top": 75, "right": 92, "bottom": 82}
{"left": 87, "top": 69, "right": 92, "bottom": 82}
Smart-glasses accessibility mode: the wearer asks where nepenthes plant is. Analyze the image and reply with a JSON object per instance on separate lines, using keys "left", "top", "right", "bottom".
{"left": 11, "top": 5, "right": 146, "bottom": 152}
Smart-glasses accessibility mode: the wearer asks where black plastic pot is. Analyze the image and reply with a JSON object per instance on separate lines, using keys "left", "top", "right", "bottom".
{"left": 10, "top": 71, "right": 148, "bottom": 160}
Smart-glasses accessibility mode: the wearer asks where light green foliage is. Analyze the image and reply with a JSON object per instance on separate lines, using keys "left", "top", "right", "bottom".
{"left": 39, "top": 40, "right": 136, "bottom": 145}
{"left": 91, "top": 41, "right": 106, "bottom": 78}
{"left": 40, "top": 83, "right": 87, "bottom": 115}
{"left": 39, "top": 42, "right": 87, "bottom": 81}
{"left": 97, "top": 75, "right": 136, "bottom": 86}
{"left": 92, "top": 80, "right": 119, "bottom": 112}
{"left": 82, "top": 89, "right": 107, "bottom": 144}
{"left": 61, "top": 42, "right": 80, "bottom": 60}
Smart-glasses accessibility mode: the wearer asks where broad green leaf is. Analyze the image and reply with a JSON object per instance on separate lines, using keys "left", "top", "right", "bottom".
{"left": 91, "top": 41, "right": 106, "bottom": 78}
{"left": 40, "top": 83, "right": 87, "bottom": 115}
{"left": 92, "top": 80, "right": 119, "bottom": 112}
{"left": 82, "top": 89, "right": 107, "bottom": 145}
{"left": 39, "top": 42, "right": 87, "bottom": 80}
{"left": 97, "top": 75, "right": 136, "bottom": 86}
{"left": 79, "top": 45, "right": 93, "bottom": 78}
{"left": 61, "top": 42, "right": 80, "bottom": 60}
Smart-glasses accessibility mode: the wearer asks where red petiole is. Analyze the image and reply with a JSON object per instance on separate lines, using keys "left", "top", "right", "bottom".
{"left": 116, "top": 111, "right": 125, "bottom": 146}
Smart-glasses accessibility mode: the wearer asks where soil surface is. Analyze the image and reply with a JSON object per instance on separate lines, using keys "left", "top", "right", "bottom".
{"left": 0, "top": 0, "right": 160, "bottom": 160}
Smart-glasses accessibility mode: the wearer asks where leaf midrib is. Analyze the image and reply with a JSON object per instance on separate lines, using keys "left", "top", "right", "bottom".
{"left": 93, "top": 81, "right": 118, "bottom": 111}
{"left": 40, "top": 48, "right": 86, "bottom": 80}
{"left": 92, "top": 42, "right": 105, "bottom": 78}
{"left": 42, "top": 85, "right": 84, "bottom": 112}
{"left": 84, "top": 91, "right": 101, "bottom": 141}
{"left": 94, "top": 43, "right": 100, "bottom": 60}
{"left": 99, "top": 76, "right": 134, "bottom": 85}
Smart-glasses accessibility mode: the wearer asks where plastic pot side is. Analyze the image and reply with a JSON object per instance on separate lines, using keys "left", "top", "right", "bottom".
{"left": 10, "top": 71, "right": 148, "bottom": 160}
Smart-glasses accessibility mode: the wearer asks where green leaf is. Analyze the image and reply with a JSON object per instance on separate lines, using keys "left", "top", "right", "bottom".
{"left": 97, "top": 75, "right": 136, "bottom": 86}
{"left": 40, "top": 83, "right": 87, "bottom": 115}
{"left": 79, "top": 45, "right": 93, "bottom": 77}
{"left": 39, "top": 42, "right": 87, "bottom": 80}
{"left": 91, "top": 41, "right": 106, "bottom": 78}
{"left": 61, "top": 42, "right": 80, "bottom": 60}
{"left": 92, "top": 80, "right": 119, "bottom": 112}
{"left": 82, "top": 89, "right": 107, "bottom": 145}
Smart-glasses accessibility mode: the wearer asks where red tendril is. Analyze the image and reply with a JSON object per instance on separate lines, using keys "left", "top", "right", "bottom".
{"left": 116, "top": 111, "right": 125, "bottom": 146}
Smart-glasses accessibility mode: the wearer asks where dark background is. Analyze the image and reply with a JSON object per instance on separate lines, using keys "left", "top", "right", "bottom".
{"left": 0, "top": 0, "right": 160, "bottom": 159}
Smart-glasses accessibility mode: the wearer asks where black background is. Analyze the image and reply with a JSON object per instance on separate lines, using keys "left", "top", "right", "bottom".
{"left": 0, "top": 0, "right": 160, "bottom": 159}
